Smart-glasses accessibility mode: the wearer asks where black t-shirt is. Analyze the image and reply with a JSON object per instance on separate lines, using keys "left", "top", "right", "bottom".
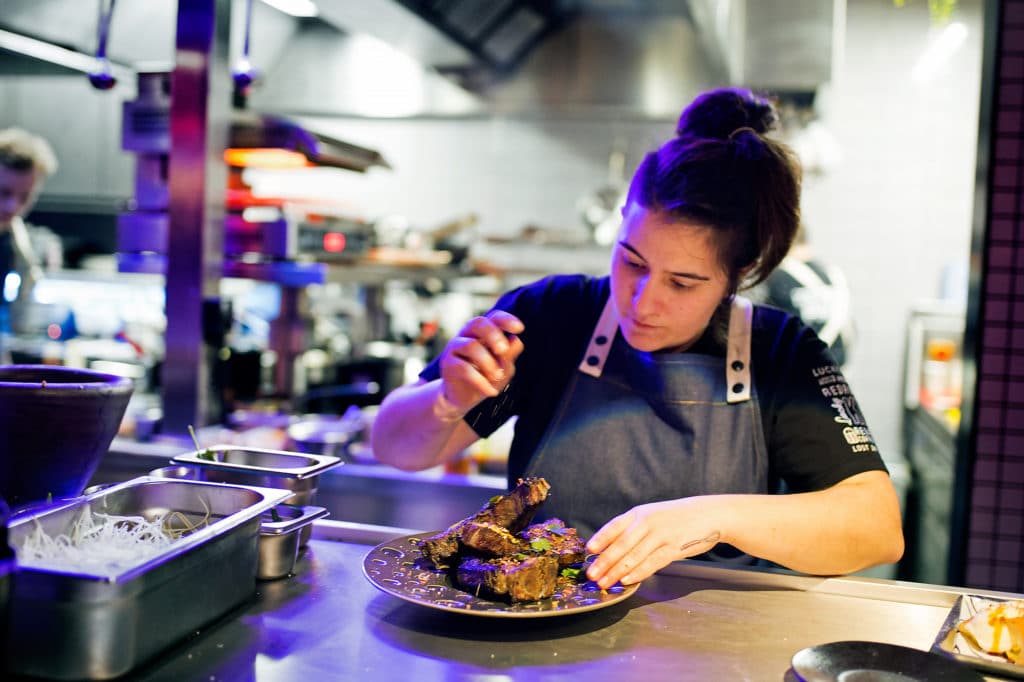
{"left": 420, "top": 274, "right": 888, "bottom": 493}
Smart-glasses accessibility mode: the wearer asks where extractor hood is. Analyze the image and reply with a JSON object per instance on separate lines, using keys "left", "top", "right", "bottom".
{"left": 260, "top": 0, "right": 839, "bottom": 118}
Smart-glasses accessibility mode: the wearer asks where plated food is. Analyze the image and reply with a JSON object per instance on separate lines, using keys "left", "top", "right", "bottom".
{"left": 362, "top": 477, "right": 639, "bottom": 616}
{"left": 933, "top": 594, "right": 1024, "bottom": 679}
{"left": 956, "top": 598, "right": 1024, "bottom": 665}
{"left": 418, "top": 477, "right": 587, "bottom": 602}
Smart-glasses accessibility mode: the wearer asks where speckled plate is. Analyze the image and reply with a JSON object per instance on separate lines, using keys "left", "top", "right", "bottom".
{"left": 362, "top": 532, "right": 639, "bottom": 618}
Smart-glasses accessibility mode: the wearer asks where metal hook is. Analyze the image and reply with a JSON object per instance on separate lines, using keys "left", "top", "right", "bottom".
{"left": 232, "top": 0, "right": 258, "bottom": 92}
{"left": 88, "top": 0, "right": 117, "bottom": 90}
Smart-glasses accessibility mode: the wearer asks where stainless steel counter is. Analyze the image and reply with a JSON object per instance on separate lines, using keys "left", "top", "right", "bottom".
{"left": 35, "top": 521, "right": 1013, "bottom": 682}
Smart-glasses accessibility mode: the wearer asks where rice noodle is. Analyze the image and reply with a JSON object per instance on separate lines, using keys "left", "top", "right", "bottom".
{"left": 16, "top": 502, "right": 211, "bottom": 576}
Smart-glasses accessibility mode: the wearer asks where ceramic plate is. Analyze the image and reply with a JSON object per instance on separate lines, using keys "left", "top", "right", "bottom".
{"left": 362, "top": 531, "right": 639, "bottom": 618}
{"left": 932, "top": 594, "right": 1024, "bottom": 679}
{"left": 791, "top": 640, "right": 983, "bottom": 681}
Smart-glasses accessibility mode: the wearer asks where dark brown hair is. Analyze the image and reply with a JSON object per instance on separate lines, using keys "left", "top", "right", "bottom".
{"left": 625, "top": 87, "right": 801, "bottom": 293}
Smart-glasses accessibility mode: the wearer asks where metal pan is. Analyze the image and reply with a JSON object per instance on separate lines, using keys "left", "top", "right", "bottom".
{"left": 171, "top": 445, "right": 343, "bottom": 506}
{"left": 257, "top": 504, "right": 329, "bottom": 580}
{"left": 5, "top": 476, "right": 291, "bottom": 680}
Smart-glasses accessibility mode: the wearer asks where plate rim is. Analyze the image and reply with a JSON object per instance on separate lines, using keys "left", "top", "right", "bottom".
{"left": 792, "top": 639, "right": 984, "bottom": 681}
{"left": 361, "top": 530, "right": 640, "bottom": 618}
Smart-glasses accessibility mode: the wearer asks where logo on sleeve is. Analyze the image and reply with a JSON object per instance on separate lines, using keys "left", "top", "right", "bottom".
{"left": 813, "top": 365, "right": 878, "bottom": 454}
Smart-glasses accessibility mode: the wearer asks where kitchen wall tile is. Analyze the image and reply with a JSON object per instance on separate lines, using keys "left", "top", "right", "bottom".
{"left": 964, "top": 0, "right": 1024, "bottom": 594}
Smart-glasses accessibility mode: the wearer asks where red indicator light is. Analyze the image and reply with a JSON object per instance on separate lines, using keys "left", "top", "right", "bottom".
{"left": 47, "top": 324, "right": 61, "bottom": 340}
{"left": 323, "top": 232, "right": 346, "bottom": 252}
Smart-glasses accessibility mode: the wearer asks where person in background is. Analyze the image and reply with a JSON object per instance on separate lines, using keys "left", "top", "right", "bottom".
{"left": 371, "top": 87, "right": 904, "bottom": 588}
{"left": 755, "top": 222, "right": 854, "bottom": 368}
{"left": 0, "top": 128, "right": 59, "bottom": 350}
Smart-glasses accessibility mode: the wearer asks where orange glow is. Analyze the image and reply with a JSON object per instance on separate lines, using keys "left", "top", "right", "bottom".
{"left": 224, "top": 148, "right": 311, "bottom": 169}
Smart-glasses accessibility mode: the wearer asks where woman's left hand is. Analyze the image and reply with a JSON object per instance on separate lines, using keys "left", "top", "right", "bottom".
{"left": 584, "top": 497, "right": 727, "bottom": 589}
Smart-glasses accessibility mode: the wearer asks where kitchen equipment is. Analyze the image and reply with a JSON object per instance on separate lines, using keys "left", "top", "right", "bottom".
{"left": 87, "top": 0, "right": 117, "bottom": 90}
{"left": 4, "top": 476, "right": 291, "bottom": 680}
{"left": 257, "top": 504, "right": 328, "bottom": 580}
{"left": 0, "top": 364, "right": 134, "bottom": 509}
{"left": 231, "top": 0, "right": 258, "bottom": 93}
{"left": 286, "top": 408, "right": 366, "bottom": 460}
{"left": 171, "top": 445, "right": 342, "bottom": 507}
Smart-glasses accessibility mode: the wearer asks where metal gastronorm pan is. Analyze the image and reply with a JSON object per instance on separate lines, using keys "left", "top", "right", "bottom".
{"left": 257, "top": 504, "right": 329, "bottom": 580}
{"left": 4, "top": 476, "right": 292, "bottom": 680}
{"left": 171, "top": 445, "right": 343, "bottom": 506}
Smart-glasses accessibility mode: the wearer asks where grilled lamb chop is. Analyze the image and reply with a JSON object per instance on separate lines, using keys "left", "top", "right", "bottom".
{"left": 519, "top": 519, "right": 586, "bottom": 567}
{"left": 418, "top": 477, "right": 551, "bottom": 567}
{"left": 456, "top": 554, "right": 560, "bottom": 602}
{"left": 460, "top": 521, "right": 525, "bottom": 556}
{"left": 487, "top": 477, "right": 551, "bottom": 533}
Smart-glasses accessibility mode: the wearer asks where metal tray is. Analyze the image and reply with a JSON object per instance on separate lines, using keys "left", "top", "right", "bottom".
{"left": 257, "top": 504, "right": 329, "bottom": 580}
{"left": 170, "top": 445, "right": 343, "bottom": 506}
{"left": 932, "top": 593, "right": 1024, "bottom": 679}
{"left": 5, "top": 476, "right": 292, "bottom": 680}
{"left": 172, "top": 444, "right": 342, "bottom": 478}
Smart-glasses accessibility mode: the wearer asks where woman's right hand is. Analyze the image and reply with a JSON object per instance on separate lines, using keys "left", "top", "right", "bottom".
{"left": 438, "top": 310, "right": 525, "bottom": 415}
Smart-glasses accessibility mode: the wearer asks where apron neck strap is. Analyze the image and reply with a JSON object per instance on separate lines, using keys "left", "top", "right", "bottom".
{"left": 577, "top": 294, "right": 754, "bottom": 403}
{"left": 726, "top": 296, "right": 753, "bottom": 403}
{"left": 577, "top": 296, "right": 620, "bottom": 378}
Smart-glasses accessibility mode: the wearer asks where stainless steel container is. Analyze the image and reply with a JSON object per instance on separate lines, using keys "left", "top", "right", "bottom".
{"left": 5, "top": 476, "right": 291, "bottom": 680}
{"left": 171, "top": 445, "right": 343, "bottom": 506}
{"left": 257, "top": 504, "right": 329, "bottom": 580}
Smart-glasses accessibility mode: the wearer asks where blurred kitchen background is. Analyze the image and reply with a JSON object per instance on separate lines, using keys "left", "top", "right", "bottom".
{"left": 0, "top": 0, "right": 984, "bottom": 583}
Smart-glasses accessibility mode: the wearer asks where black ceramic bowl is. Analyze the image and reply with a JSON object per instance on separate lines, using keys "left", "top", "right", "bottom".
{"left": 0, "top": 365, "right": 134, "bottom": 508}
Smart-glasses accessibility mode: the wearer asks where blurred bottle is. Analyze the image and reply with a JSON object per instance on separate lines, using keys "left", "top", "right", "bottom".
{"left": 921, "top": 337, "right": 962, "bottom": 413}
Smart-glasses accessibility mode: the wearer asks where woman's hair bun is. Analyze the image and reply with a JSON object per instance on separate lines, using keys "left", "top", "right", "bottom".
{"left": 675, "top": 87, "right": 778, "bottom": 140}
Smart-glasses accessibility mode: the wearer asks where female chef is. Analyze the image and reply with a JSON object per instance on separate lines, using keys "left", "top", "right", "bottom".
{"left": 371, "top": 87, "right": 904, "bottom": 589}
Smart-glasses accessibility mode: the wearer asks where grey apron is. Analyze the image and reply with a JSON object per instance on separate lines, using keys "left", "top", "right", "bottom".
{"left": 523, "top": 295, "right": 769, "bottom": 559}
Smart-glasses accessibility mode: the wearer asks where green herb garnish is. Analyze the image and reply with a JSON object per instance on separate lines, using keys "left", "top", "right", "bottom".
{"left": 271, "top": 507, "right": 283, "bottom": 523}
{"left": 529, "top": 537, "right": 552, "bottom": 552}
{"left": 560, "top": 566, "right": 581, "bottom": 579}
{"left": 488, "top": 495, "right": 503, "bottom": 506}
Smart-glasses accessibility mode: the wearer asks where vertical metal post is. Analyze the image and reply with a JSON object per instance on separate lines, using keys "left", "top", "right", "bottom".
{"left": 163, "top": 0, "right": 231, "bottom": 435}
{"left": 269, "top": 286, "right": 305, "bottom": 401}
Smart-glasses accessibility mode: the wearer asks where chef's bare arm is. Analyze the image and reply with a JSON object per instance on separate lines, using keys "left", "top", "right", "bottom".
{"left": 371, "top": 379, "right": 481, "bottom": 471}
{"left": 715, "top": 470, "right": 904, "bottom": 574}
{"left": 586, "top": 470, "right": 905, "bottom": 587}
{"left": 373, "top": 311, "right": 524, "bottom": 471}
